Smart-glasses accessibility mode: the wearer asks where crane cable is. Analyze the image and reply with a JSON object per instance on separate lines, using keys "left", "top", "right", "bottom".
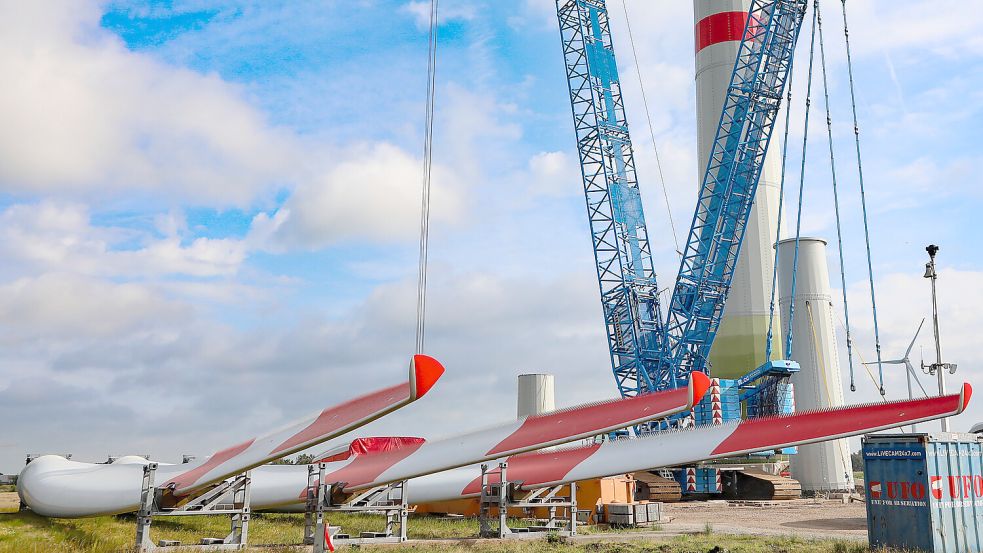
{"left": 764, "top": 46, "right": 797, "bottom": 362}
{"left": 618, "top": 0, "right": 681, "bottom": 257}
{"left": 815, "top": 0, "right": 864, "bottom": 394}
{"left": 840, "top": 0, "right": 886, "bottom": 395}
{"left": 835, "top": 317, "right": 891, "bottom": 403}
{"left": 804, "top": 299, "right": 880, "bottom": 454}
{"left": 415, "top": 0, "right": 439, "bottom": 355}
{"left": 784, "top": 0, "right": 820, "bottom": 359}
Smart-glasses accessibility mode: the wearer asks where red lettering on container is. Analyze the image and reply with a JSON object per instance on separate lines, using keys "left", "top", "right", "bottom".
{"left": 948, "top": 476, "right": 960, "bottom": 499}
{"left": 931, "top": 476, "right": 944, "bottom": 500}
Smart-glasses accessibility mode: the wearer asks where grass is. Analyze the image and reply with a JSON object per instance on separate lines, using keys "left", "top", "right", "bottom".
{"left": 0, "top": 493, "right": 18, "bottom": 514}
{"left": 0, "top": 487, "right": 14, "bottom": 494}
{"left": 0, "top": 510, "right": 905, "bottom": 553}
{"left": 0, "top": 511, "right": 538, "bottom": 552}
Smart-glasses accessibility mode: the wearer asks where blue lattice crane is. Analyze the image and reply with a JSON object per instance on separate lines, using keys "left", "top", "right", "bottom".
{"left": 555, "top": 0, "right": 806, "bottom": 417}
{"left": 556, "top": 0, "right": 663, "bottom": 399}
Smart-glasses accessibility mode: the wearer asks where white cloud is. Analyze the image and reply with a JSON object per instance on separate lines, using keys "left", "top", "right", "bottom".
{"left": 249, "top": 142, "right": 465, "bottom": 250}
{"left": 0, "top": 0, "right": 299, "bottom": 206}
{"left": 521, "top": 151, "right": 581, "bottom": 199}
{"left": 0, "top": 273, "right": 192, "bottom": 341}
{"left": 0, "top": 202, "right": 247, "bottom": 279}
{"left": 509, "top": 0, "right": 559, "bottom": 30}
{"left": 885, "top": 157, "right": 980, "bottom": 200}
{"left": 844, "top": 1, "right": 983, "bottom": 60}
{"left": 0, "top": 267, "right": 615, "bottom": 471}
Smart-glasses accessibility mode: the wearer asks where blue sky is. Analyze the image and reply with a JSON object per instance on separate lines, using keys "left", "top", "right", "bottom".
{"left": 0, "top": 0, "right": 980, "bottom": 473}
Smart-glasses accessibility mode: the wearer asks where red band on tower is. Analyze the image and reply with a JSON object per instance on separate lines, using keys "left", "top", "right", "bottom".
{"left": 696, "top": 11, "right": 748, "bottom": 53}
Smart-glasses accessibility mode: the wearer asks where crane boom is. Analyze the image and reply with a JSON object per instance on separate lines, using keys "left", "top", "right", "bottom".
{"left": 660, "top": 0, "right": 807, "bottom": 390}
{"left": 556, "top": 0, "right": 663, "bottom": 397}
{"left": 555, "top": 0, "right": 807, "bottom": 401}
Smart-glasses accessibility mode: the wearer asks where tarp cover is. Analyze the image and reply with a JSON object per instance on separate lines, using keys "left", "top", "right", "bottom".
{"left": 317, "top": 437, "right": 426, "bottom": 463}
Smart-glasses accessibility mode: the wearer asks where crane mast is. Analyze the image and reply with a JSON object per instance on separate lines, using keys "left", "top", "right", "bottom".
{"left": 555, "top": 0, "right": 807, "bottom": 402}
{"left": 660, "top": 0, "right": 807, "bottom": 390}
{"left": 556, "top": 0, "right": 663, "bottom": 398}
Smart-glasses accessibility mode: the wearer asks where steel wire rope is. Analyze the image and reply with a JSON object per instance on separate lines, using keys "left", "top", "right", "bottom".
{"left": 617, "top": 0, "right": 681, "bottom": 257}
{"left": 815, "top": 0, "right": 865, "bottom": 394}
{"left": 415, "top": 0, "right": 439, "bottom": 355}
{"left": 840, "top": 0, "right": 886, "bottom": 395}
{"left": 784, "top": 1, "right": 820, "bottom": 359}
{"left": 764, "top": 47, "right": 797, "bottom": 362}
{"left": 834, "top": 317, "right": 891, "bottom": 404}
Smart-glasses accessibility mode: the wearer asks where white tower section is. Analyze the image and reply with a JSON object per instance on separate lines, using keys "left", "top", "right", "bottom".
{"left": 517, "top": 374, "right": 556, "bottom": 418}
{"left": 777, "top": 238, "right": 854, "bottom": 493}
{"left": 695, "top": 0, "right": 784, "bottom": 379}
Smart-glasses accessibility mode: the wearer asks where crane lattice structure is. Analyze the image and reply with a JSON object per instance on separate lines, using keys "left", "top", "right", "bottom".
{"left": 556, "top": 0, "right": 807, "bottom": 401}
{"left": 557, "top": 0, "right": 663, "bottom": 398}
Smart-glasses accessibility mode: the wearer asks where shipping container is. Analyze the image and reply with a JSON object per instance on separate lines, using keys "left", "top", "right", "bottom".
{"left": 863, "top": 433, "right": 983, "bottom": 552}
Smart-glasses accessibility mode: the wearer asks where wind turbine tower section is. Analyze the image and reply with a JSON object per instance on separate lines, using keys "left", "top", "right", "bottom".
{"left": 777, "top": 238, "right": 854, "bottom": 493}
{"left": 695, "top": 0, "right": 785, "bottom": 378}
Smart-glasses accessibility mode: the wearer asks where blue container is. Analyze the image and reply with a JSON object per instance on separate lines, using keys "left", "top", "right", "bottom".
{"left": 863, "top": 433, "right": 983, "bottom": 552}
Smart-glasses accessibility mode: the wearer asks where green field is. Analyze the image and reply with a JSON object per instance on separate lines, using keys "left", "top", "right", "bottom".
{"left": 0, "top": 508, "right": 891, "bottom": 553}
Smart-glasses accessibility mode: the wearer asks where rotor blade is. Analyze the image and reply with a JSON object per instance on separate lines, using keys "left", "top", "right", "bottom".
{"left": 509, "top": 383, "right": 972, "bottom": 490}
{"left": 865, "top": 359, "right": 904, "bottom": 365}
{"left": 187, "top": 384, "right": 974, "bottom": 510}
{"left": 904, "top": 318, "right": 927, "bottom": 359}
{"left": 905, "top": 360, "right": 931, "bottom": 398}
{"left": 17, "top": 370, "right": 709, "bottom": 518}
{"left": 18, "top": 355, "right": 447, "bottom": 516}
{"left": 327, "top": 373, "right": 710, "bottom": 492}
{"left": 164, "top": 355, "right": 445, "bottom": 495}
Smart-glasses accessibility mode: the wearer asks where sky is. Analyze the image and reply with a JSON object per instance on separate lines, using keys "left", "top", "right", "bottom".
{"left": 0, "top": 0, "right": 981, "bottom": 474}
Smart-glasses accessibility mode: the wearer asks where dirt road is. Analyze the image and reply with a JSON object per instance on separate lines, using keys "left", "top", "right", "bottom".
{"left": 661, "top": 499, "right": 867, "bottom": 542}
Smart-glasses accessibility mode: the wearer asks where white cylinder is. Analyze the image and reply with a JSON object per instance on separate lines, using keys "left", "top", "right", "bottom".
{"left": 695, "top": 0, "right": 784, "bottom": 378}
{"left": 777, "top": 238, "right": 854, "bottom": 492}
{"left": 517, "top": 374, "right": 556, "bottom": 418}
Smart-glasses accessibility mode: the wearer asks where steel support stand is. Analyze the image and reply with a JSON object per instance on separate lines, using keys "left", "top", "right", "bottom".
{"left": 498, "top": 462, "right": 509, "bottom": 538}
{"left": 478, "top": 462, "right": 578, "bottom": 539}
{"left": 135, "top": 463, "right": 251, "bottom": 552}
{"left": 304, "top": 463, "right": 409, "bottom": 550}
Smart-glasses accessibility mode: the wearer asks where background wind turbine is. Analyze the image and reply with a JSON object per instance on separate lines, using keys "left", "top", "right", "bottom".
{"left": 865, "top": 319, "right": 929, "bottom": 431}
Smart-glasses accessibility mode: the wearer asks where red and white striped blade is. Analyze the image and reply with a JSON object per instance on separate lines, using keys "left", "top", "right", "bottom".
{"left": 510, "top": 383, "right": 972, "bottom": 490}
{"left": 165, "top": 354, "right": 444, "bottom": 495}
{"left": 315, "top": 372, "right": 711, "bottom": 492}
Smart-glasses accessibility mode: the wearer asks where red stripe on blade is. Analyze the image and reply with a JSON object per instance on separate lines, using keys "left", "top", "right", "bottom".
{"left": 166, "top": 438, "right": 255, "bottom": 493}
{"left": 696, "top": 11, "right": 748, "bottom": 52}
{"left": 326, "top": 439, "right": 426, "bottom": 490}
{"left": 462, "top": 444, "right": 601, "bottom": 495}
{"left": 710, "top": 393, "right": 964, "bottom": 457}
{"left": 271, "top": 383, "right": 410, "bottom": 455}
{"left": 485, "top": 387, "right": 689, "bottom": 456}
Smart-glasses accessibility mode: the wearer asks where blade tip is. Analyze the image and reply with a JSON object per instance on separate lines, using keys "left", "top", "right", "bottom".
{"left": 961, "top": 382, "right": 973, "bottom": 413}
{"left": 689, "top": 372, "right": 711, "bottom": 406}
{"left": 412, "top": 355, "right": 445, "bottom": 399}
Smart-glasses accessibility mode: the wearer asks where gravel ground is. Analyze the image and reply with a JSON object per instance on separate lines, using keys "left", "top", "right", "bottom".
{"left": 661, "top": 499, "right": 868, "bottom": 542}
